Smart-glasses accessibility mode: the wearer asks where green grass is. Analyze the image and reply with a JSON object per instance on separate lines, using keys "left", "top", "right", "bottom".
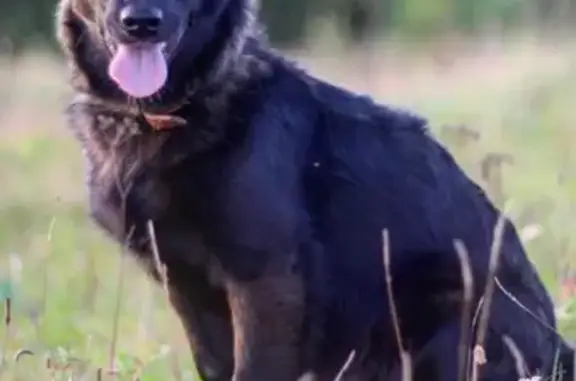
{"left": 1, "top": 38, "right": 576, "bottom": 380}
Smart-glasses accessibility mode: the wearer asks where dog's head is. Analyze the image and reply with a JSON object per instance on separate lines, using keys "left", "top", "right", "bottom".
{"left": 57, "top": 0, "right": 257, "bottom": 106}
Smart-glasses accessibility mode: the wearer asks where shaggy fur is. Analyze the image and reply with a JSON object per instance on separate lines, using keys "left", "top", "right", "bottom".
{"left": 55, "top": 0, "right": 575, "bottom": 380}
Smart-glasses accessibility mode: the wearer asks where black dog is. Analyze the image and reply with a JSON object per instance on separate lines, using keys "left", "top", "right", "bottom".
{"left": 55, "top": 0, "right": 575, "bottom": 380}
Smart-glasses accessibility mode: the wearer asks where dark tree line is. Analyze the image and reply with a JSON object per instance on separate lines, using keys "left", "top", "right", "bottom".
{"left": 2, "top": 0, "right": 576, "bottom": 54}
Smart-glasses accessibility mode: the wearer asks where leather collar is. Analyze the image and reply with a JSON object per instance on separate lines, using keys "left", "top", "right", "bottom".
{"left": 143, "top": 112, "right": 187, "bottom": 131}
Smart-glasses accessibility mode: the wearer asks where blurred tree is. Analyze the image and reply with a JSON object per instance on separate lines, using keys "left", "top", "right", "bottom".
{"left": 393, "top": 0, "right": 454, "bottom": 36}
{"left": 1, "top": 0, "right": 55, "bottom": 54}
{"left": 259, "top": 0, "right": 312, "bottom": 45}
{"left": 347, "top": 0, "right": 371, "bottom": 41}
{"left": 0, "top": 0, "right": 572, "bottom": 52}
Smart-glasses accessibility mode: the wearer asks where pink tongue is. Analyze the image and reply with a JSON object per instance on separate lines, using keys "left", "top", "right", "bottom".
{"left": 108, "top": 43, "right": 167, "bottom": 98}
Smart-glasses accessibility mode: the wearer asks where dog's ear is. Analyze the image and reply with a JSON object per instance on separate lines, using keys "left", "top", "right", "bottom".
{"left": 70, "top": 0, "right": 97, "bottom": 25}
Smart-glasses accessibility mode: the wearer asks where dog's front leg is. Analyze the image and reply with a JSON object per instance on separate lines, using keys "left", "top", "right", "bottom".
{"left": 225, "top": 257, "right": 305, "bottom": 381}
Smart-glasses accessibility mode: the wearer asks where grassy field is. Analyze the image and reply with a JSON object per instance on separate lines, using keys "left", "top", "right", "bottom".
{"left": 1, "top": 36, "right": 576, "bottom": 380}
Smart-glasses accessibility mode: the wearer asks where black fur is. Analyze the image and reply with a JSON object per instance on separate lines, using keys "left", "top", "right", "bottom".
{"left": 56, "top": 0, "right": 575, "bottom": 380}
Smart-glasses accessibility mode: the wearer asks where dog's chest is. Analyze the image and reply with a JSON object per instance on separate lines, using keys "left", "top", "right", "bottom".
{"left": 89, "top": 152, "right": 303, "bottom": 282}
{"left": 78, "top": 105, "right": 306, "bottom": 280}
{"left": 88, "top": 146, "right": 210, "bottom": 255}
{"left": 74, "top": 113, "right": 206, "bottom": 259}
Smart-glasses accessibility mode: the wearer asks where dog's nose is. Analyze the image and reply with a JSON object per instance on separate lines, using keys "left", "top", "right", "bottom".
{"left": 119, "top": 6, "right": 163, "bottom": 39}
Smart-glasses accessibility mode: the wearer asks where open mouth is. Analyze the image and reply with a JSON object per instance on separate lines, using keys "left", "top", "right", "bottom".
{"left": 107, "top": 41, "right": 169, "bottom": 99}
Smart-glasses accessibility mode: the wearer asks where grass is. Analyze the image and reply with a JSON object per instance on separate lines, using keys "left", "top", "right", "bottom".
{"left": 1, "top": 36, "right": 576, "bottom": 379}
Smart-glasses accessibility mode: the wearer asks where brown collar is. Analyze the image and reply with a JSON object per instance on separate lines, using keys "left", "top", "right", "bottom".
{"left": 143, "top": 112, "right": 187, "bottom": 131}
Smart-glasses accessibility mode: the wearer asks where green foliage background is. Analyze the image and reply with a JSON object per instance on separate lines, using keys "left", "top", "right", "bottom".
{"left": 4, "top": 0, "right": 576, "bottom": 52}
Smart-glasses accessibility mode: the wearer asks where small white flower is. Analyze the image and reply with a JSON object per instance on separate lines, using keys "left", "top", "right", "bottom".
{"left": 9, "top": 253, "right": 22, "bottom": 282}
{"left": 519, "top": 224, "right": 542, "bottom": 243}
{"left": 158, "top": 344, "right": 171, "bottom": 357}
{"left": 555, "top": 305, "right": 569, "bottom": 319}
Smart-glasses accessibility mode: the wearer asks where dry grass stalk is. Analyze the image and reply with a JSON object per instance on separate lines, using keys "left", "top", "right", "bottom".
{"left": 146, "top": 220, "right": 169, "bottom": 295}
{"left": 502, "top": 335, "right": 529, "bottom": 379}
{"left": 480, "top": 152, "right": 514, "bottom": 207}
{"left": 138, "top": 277, "right": 155, "bottom": 344}
{"left": 493, "top": 278, "right": 557, "bottom": 333}
{"left": 13, "top": 349, "right": 34, "bottom": 363}
{"left": 147, "top": 221, "right": 180, "bottom": 380}
{"left": 0, "top": 297, "right": 11, "bottom": 374}
{"left": 80, "top": 241, "right": 99, "bottom": 313}
{"left": 108, "top": 180, "right": 134, "bottom": 374}
{"left": 107, "top": 227, "right": 132, "bottom": 375}
{"left": 333, "top": 350, "right": 356, "bottom": 381}
{"left": 382, "top": 229, "right": 412, "bottom": 381}
{"left": 471, "top": 211, "right": 508, "bottom": 381}
{"left": 454, "top": 239, "right": 474, "bottom": 381}
{"left": 41, "top": 216, "right": 56, "bottom": 317}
